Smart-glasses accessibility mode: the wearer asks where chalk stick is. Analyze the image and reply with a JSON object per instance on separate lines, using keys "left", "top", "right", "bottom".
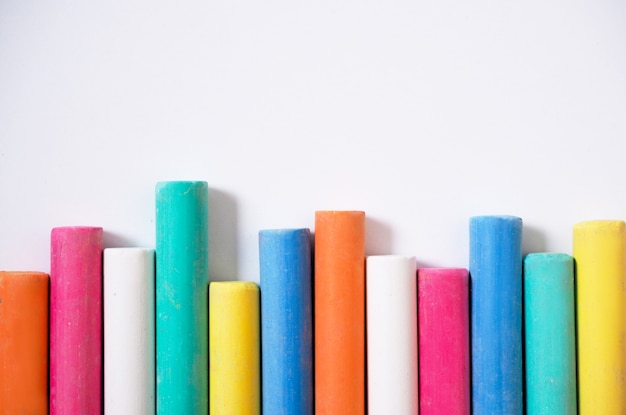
{"left": 574, "top": 220, "right": 626, "bottom": 414}
{"left": 155, "top": 181, "right": 208, "bottom": 415}
{"left": 418, "top": 268, "right": 470, "bottom": 415}
{"left": 0, "top": 271, "right": 49, "bottom": 415}
{"left": 315, "top": 210, "right": 366, "bottom": 415}
{"left": 470, "top": 215, "right": 523, "bottom": 415}
{"left": 104, "top": 248, "right": 155, "bottom": 415}
{"left": 524, "top": 253, "right": 576, "bottom": 415}
{"left": 209, "top": 281, "right": 260, "bottom": 415}
{"left": 50, "top": 226, "right": 103, "bottom": 415}
{"left": 366, "top": 255, "right": 418, "bottom": 415}
{"left": 259, "top": 229, "right": 313, "bottom": 415}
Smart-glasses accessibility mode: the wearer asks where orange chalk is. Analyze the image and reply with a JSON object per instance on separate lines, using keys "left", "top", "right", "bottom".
{"left": 315, "top": 211, "right": 366, "bottom": 415}
{"left": 0, "top": 271, "right": 49, "bottom": 415}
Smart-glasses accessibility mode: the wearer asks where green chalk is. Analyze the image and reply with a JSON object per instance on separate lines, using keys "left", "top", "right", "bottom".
{"left": 524, "top": 253, "right": 577, "bottom": 415}
{"left": 156, "top": 181, "right": 209, "bottom": 415}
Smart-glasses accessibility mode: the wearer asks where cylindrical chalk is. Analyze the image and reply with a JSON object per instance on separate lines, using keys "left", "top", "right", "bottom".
{"left": 259, "top": 229, "right": 313, "bottom": 415}
{"left": 156, "top": 181, "right": 208, "bottom": 414}
{"left": 524, "top": 253, "right": 576, "bottom": 415}
{"left": 367, "top": 255, "right": 418, "bottom": 415}
{"left": 574, "top": 220, "right": 626, "bottom": 414}
{"left": 315, "top": 210, "right": 366, "bottom": 415}
{"left": 50, "top": 226, "right": 103, "bottom": 415}
{"left": 0, "top": 271, "right": 49, "bottom": 415}
{"left": 418, "top": 268, "right": 470, "bottom": 415}
{"left": 104, "top": 248, "right": 155, "bottom": 415}
{"left": 470, "top": 215, "right": 523, "bottom": 415}
{"left": 209, "top": 281, "right": 261, "bottom": 415}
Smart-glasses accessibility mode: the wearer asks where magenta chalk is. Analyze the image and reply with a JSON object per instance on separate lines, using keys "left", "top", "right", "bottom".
{"left": 50, "top": 226, "right": 103, "bottom": 415}
{"left": 418, "top": 268, "right": 470, "bottom": 415}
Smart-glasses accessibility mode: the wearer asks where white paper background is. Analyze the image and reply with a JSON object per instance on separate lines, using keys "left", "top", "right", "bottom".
{"left": 2, "top": 0, "right": 626, "bottom": 282}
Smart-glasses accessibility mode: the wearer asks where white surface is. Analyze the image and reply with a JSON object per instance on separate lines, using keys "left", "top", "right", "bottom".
{"left": 1, "top": 1, "right": 626, "bottom": 282}
{"left": 104, "top": 248, "right": 155, "bottom": 415}
{"left": 367, "top": 255, "right": 418, "bottom": 414}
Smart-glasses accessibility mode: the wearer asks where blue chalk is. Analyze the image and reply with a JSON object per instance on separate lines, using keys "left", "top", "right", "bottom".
{"left": 259, "top": 228, "right": 313, "bottom": 415}
{"left": 470, "top": 215, "right": 523, "bottom": 415}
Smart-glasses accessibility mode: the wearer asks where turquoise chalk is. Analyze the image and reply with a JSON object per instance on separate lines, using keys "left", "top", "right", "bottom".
{"left": 524, "top": 253, "right": 577, "bottom": 415}
{"left": 156, "top": 181, "right": 208, "bottom": 414}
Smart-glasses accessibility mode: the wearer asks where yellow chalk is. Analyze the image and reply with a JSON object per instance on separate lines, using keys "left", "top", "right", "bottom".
{"left": 209, "top": 281, "right": 260, "bottom": 415}
{"left": 574, "top": 220, "right": 626, "bottom": 414}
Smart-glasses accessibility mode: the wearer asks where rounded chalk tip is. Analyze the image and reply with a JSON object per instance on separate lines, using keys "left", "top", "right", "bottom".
{"left": 366, "top": 254, "right": 415, "bottom": 264}
{"left": 51, "top": 226, "right": 103, "bottom": 234}
{"left": 470, "top": 215, "right": 522, "bottom": 224}
{"left": 417, "top": 267, "right": 468, "bottom": 279}
{"left": 259, "top": 228, "right": 310, "bottom": 237}
{"left": 155, "top": 181, "right": 208, "bottom": 194}
{"left": 51, "top": 228, "right": 103, "bottom": 249}
{"left": 103, "top": 247, "right": 154, "bottom": 255}
{"left": 366, "top": 255, "right": 416, "bottom": 278}
{"left": 0, "top": 271, "right": 49, "bottom": 281}
{"left": 210, "top": 281, "right": 259, "bottom": 293}
{"left": 573, "top": 220, "right": 625, "bottom": 233}
{"left": 524, "top": 252, "right": 572, "bottom": 265}
{"left": 103, "top": 248, "right": 155, "bottom": 265}
{"left": 315, "top": 210, "right": 365, "bottom": 217}
{"left": 470, "top": 215, "right": 522, "bottom": 235}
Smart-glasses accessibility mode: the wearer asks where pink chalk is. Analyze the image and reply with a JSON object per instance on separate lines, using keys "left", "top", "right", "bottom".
{"left": 50, "top": 226, "right": 103, "bottom": 415}
{"left": 418, "top": 268, "right": 470, "bottom": 415}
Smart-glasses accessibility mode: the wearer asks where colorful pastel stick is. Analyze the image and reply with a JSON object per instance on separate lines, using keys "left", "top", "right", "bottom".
{"left": 315, "top": 210, "right": 366, "bottom": 415}
{"left": 524, "top": 253, "right": 576, "bottom": 415}
{"left": 574, "top": 220, "right": 626, "bottom": 414}
{"left": 418, "top": 268, "right": 470, "bottom": 415}
{"left": 259, "top": 229, "right": 313, "bottom": 415}
{"left": 470, "top": 215, "right": 523, "bottom": 415}
{"left": 0, "top": 271, "right": 49, "bottom": 414}
{"left": 50, "top": 226, "right": 103, "bottom": 415}
{"left": 156, "top": 181, "right": 208, "bottom": 415}
{"left": 209, "top": 282, "right": 260, "bottom": 415}
{"left": 367, "top": 255, "right": 418, "bottom": 415}
{"left": 104, "top": 248, "right": 155, "bottom": 415}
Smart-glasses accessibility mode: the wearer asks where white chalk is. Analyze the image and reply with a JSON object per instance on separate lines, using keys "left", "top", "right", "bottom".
{"left": 104, "top": 248, "right": 155, "bottom": 415}
{"left": 366, "top": 255, "right": 418, "bottom": 415}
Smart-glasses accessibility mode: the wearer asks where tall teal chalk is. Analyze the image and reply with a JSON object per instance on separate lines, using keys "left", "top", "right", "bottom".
{"left": 156, "top": 181, "right": 208, "bottom": 414}
{"left": 524, "top": 253, "right": 577, "bottom": 415}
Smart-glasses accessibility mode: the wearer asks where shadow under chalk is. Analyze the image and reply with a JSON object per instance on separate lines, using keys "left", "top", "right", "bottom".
{"left": 415, "top": 259, "right": 439, "bottom": 269}
{"left": 103, "top": 231, "right": 137, "bottom": 249}
{"left": 365, "top": 216, "right": 393, "bottom": 256}
{"left": 208, "top": 188, "right": 239, "bottom": 282}
{"left": 522, "top": 225, "right": 547, "bottom": 256}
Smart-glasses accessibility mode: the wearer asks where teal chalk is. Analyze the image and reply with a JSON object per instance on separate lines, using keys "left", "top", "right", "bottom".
{"left": 524, "top": 253, "right": 577, "bottom": 415}
{"left": 156, "top": 181, "right": 208, "bottom": 415}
